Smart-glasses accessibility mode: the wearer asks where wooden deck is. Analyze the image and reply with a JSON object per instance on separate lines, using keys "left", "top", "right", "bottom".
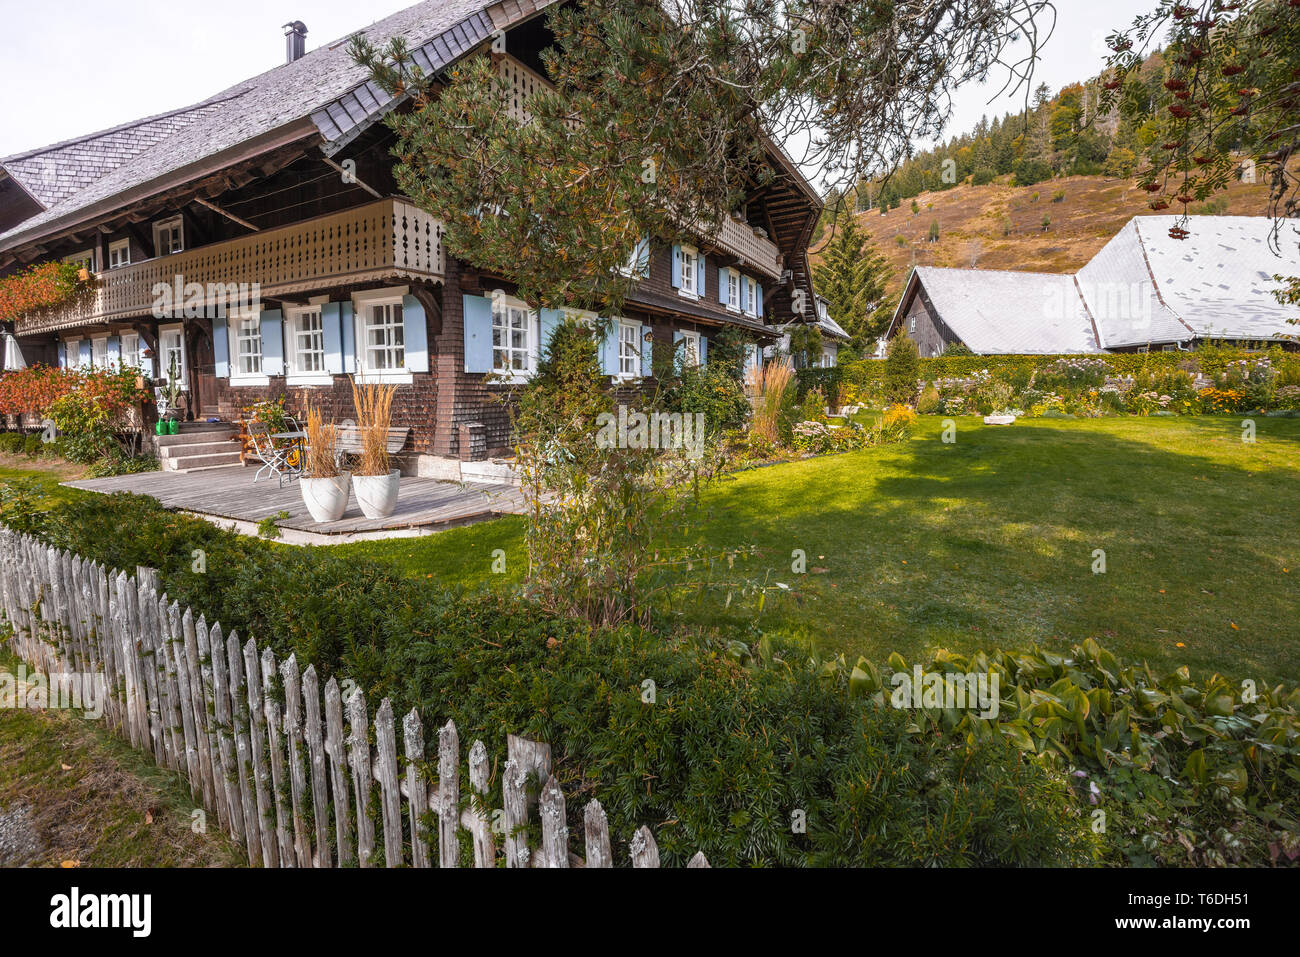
{"left": 63, "top": 466, "right": 529, "bottom": 543}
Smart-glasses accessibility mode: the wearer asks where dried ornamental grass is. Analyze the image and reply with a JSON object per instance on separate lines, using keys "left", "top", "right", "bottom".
{"left": 349, "top": 376, "right": 397, "bottom": 476}
{"left": 746, "top": 356, "right": 793, "bottom": 446}
{"left": 302, "top": 401, "right": 339, "bottom": 478}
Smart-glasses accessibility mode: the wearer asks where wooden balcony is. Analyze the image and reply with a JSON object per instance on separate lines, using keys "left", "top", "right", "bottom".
{"left": 16, "top": 198, "right": 444, "bottom": 335}
{"left": 713, "top": 215, "right": 782, "bottom": 280}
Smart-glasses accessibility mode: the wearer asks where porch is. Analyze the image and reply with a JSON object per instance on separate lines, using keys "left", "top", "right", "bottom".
{"left": 63, "top": 466, "right": 528, "bottom": 545}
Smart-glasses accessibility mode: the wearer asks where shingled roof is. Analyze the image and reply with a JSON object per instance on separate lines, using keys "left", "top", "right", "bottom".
{"left": 0, "top": 0, "right": 521, "bottom": 251}
{"left": 0, "top": 101, "right": 233, "bottom": 209}
{"left": 889, "top": 215, "right": 1300, "bottom": 354}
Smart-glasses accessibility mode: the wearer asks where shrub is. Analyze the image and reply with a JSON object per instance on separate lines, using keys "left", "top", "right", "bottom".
{"left": 0, "top": 432, "right": 25, "bottom": 454}
{"left": 884, "top": 335, "right": 920, "bottom": 405}
{"left": 664, "top": 362, "right": 751, "bottom": 434}
{"left": 17, "top": 492, "right": 1099, "bottom": 867}
{"left": 916, "top": 384, "right": 941, "bottom": 414}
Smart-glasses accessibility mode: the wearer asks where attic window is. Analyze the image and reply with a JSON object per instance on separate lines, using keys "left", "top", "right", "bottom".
{"left": 153, "top": 216, "right": 184, "bottom": 257}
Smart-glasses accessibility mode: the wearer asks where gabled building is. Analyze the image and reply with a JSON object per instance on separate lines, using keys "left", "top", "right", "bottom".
{"left": 886, "top": 215, "right": 1300, "bottom": 356}
{"left": 0, "top": 0, "right": 820, "bottom": 474}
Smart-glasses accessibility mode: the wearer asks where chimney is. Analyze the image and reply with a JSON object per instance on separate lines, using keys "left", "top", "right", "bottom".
{"left": 283, "top": 21, "right": 308, "bottom": 64}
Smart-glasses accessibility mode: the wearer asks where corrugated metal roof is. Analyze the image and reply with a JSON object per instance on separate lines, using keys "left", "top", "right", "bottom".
{"left": 909, "top": 266, "right": 1102, "bottom": 354}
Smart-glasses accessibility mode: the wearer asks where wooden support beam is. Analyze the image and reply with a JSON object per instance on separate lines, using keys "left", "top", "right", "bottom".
{"left": 320, "top": 156, "right": 384, "bottom": 200}
{"left": 194, "top": 197, "right": 259, "bottom": 233}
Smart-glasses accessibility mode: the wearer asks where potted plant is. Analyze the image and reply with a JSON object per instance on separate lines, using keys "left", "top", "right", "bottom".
{"left": 348, "top": 377, "right": 400, "bottom": 519}
{"left": 299, "top": 401, "right": 350, "bottom": 523}
{"left": 157, "top": 355, "right": 184, "bottom": 435}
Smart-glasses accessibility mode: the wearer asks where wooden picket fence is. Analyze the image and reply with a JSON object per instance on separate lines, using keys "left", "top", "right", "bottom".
{"left": 0, "top": 527, "right": 709, "bottom": 868}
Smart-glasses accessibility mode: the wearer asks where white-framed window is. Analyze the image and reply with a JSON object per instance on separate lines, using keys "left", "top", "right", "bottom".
{"left": 108, "top": 239, "right": 131, "bottom": 269}
{"left": 364, "top": 302, "right": 405, "bottom": 371}
{"left": 493, "top": 297, "right": 534, "bottom": 376}
{"left": 286, "top": 306, "right": 329, "bottom": 384}
{"left": 618, "top": 320, "right": 640, "bottom": 378}
{"left": 233, "top": 314, "right": 263, "bottom": 377}
{"left": 159, "top": 324, "right": 186, "bottom": 387}
{"left": 65, "top": 337, "right": 82, "bottom": 369}
{"left": 744, "top": 276, "right": 759, "bottom": 317}
{"left": 679, "top": 245, "right": 698, "bottom": 298}
{"left": 91, "top": 337, "right": 108, "bottom": 369}
{"left": 822, "top": 346, "right": 836, "bottom": 368}
{"left": 352, "top": 287, "right": 413, "bottom": 383}
{"left": 153, "top": 216, "right": 184, "bottom": 257}
{"left": 909, "top": 316, "right": 917, "bottom": 333}
{"left": 678, "top": 330, "right": 701, "bottom": 367}
{"left": 64, "top": 249, "right": 96, "bottom": 274}
{"left": 726, "top": 269, "right": 740, "bottom": 312}
{"left": 120, "top": 333, "right": 141, "bottom": 370}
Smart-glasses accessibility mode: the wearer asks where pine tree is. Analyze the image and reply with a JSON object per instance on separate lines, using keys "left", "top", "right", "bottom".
{"left": 812, "top": 211, "right": 895, "bottom": 352}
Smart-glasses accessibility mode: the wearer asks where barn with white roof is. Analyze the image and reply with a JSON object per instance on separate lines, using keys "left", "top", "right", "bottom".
{"left": 886, "top": 216, "right": 1300, "bottom": 355}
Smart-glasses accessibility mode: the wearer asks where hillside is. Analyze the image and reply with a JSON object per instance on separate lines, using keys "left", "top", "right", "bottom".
{"left": 812, "top": 172, "right": 1278, "bottom": 307}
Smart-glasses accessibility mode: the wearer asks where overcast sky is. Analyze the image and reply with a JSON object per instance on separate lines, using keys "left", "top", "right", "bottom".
{"left": 0, "top": 0, "right": 1153, "bottom": 162}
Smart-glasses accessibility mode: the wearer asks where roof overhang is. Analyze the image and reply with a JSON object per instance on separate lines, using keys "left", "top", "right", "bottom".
{"left": 0, "top": 118, "right": 319, "bottom": 262}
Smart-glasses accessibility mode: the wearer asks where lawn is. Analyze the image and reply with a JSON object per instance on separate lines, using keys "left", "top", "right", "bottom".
{"left": 0, "top": 647, "right": 244, "bottom": 867}
{"left": 334, "top": 416, "right": 1300, "bottom": 684}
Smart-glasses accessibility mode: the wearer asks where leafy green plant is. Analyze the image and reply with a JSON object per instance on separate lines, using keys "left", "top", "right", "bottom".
{"left": 884, "top": 335, "right": 920, "bottom": 405}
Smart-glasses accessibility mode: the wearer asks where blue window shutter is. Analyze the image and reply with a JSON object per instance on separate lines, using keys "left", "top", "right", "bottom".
{"left": 539, "top": 307, "right": 562, "bottom": 361}
{"left": 401, "top": 294, "right": 429, "bottom": 373}
{"left": 756, "top": 281, "right": 764, "bottom": 317}
{"left": 636, "top": 236, "right": 651, "bottom": 278}
{"left": 57, "top": 342, "right": 66, "bottom": 368}
{"left": 106, "top": 335, "right": 121, "bottom": 367}
{"left": 463, "top": 294, "right": 493, "bottom": 373}
{"left": 670, "top": 244, "right": 682, "bottom": 288}
{"left": 213, "top": 316, "right": 229, "bottom": 377}
{"left": 699, "top": 334, "right": 708, "bottom": 366}
{"left": 261, "top": 310, "right": 284, "bottom": 376}
{"left": 641, "top": 324, "right": 653, "bottom": 377}
{"left": 79, "top": 340, "right": 91, "bottom": 367}
{"left": 698, "top": 254, "right": 707, "bottom": 298}
{"left": 599, "top": 319, "right": 620, "bottom": 376}
{"left": 718, "top": 268, "right": 728, "bottom": 305}
{"left": 341, "top": 302, "right": 356, "bottom": 374}
{"left": 322, "top": 302, "right": 344, "bottom": 375}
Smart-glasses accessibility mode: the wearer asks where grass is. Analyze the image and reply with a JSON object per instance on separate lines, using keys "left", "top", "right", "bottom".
{"left": 812, "top": 171, "right": 1279, "bottom": 304}
{"left": 0, "top": 647, "right": 244, "bottom": 867}
{"left": 334, "top": 416, "right": 1300, "bottom": 684}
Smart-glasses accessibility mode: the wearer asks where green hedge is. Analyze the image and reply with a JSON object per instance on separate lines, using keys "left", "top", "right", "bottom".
{"left": 833, "top": 345, "right": 1299, "bottom": 398}
{"left": 5, "top": 491, "right": 1098, "bottom": 867}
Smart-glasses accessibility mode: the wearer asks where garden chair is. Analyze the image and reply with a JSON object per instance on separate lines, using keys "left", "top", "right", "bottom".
{"left": 247, "top": 420, "right": 300, "bottom": 487}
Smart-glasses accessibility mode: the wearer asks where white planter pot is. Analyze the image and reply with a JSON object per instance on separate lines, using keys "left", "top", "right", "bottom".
{"left": 300, "top": 472, "right": 351, "bottom": 523}
{"left": 352, "top": 469, "right": 401, "bottom": 519}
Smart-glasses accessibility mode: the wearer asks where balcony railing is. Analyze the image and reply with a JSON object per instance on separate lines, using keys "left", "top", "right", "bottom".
{"left": 713, "top": 216, "right": 782, "bottom": 280}
{"left": 16, "top": 197, "right": 444, "bottom": 335}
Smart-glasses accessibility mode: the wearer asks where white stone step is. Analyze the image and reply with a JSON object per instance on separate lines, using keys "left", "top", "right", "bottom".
{"left": 156, "top": 428, "right": 238, "bottom": 448}
{"left": 165, "top": 450, "right": 244, "bottom": 472}
{"left": 160, "top": 439, "right": 240, "bottom": 461}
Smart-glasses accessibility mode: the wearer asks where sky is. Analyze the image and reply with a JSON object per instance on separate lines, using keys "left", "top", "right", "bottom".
{"left": 0, "top": 0, "right": 1152, "bottom": 162}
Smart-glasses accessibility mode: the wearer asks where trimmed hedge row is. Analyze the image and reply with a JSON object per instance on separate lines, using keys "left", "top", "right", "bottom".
{"left": 810, "top": 344, "right": 1300, "bottom": 400}
{"left": 4, "top": 490, "right": 1099, "bottom": 867}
